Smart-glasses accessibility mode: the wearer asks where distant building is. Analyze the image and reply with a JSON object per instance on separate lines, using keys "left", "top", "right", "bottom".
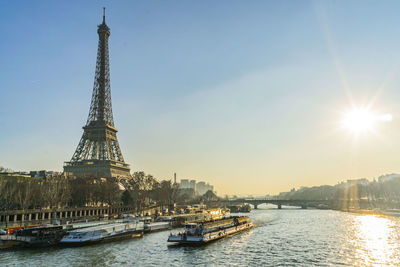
{"left": 196, "top": 181, "right": 206, "bottom": 195}
{"left": 194, "top": 181, "right": 214, "bottom": 196}
{"left": 177, "top": 178, "right": 215, "bottom": 198}
{"left": 378, "top": 174, "right": 400, "bottom": 183}
{"left": 189, "top": 180, "right": 196, "bottom": 191}
{"left": 346, "top": 178, "right": 369, "bottom": 187}
{"left": 180, "top": 179, "right": 190, "bottom": 188}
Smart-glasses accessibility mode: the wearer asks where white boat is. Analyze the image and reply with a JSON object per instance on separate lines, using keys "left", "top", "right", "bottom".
{"left": 168, "top": 216, "right": 253, "bottom": 244}
{"left": 63, "top": 218, "right": 141, "bottom": 231}
{"left": 144, "top": 222, "right": 171, "bottom": 233}
{"left": 60, "top": 221, "right": 144, "bottom": 246}
{"left": 63, "top": 220, "right": 111, "bottom": 231}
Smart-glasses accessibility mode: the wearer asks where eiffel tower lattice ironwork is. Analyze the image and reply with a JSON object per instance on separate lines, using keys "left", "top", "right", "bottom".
{"left": 64, "top": 8, "right": 131, "bottom": 178}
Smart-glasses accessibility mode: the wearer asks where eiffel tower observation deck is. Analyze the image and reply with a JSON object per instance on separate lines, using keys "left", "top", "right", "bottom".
{"left": 64, "top": 9, "right": 131, "bottom": 179}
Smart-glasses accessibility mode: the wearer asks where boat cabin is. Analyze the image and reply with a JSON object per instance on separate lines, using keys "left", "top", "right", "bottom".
{"left": 185, "top": 223, "right": 202, "bottom": 235}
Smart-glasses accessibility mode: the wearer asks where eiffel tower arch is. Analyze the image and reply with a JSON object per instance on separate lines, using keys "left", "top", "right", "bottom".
{"left": 64, "top": 9, "right": 131, "bottom": 179}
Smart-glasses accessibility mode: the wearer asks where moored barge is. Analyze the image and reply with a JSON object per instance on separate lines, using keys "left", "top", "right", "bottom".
{"left": 59, "top": 221, "right": 144, "bottom": 246}
{"left": 144, "top": 222, "right": 171, "bottom": 233}
{"left": 0, "top": 225, "right": 66, "bottom": 249}
{"left": 168, "top": 216, "right": 253, "bottom": 244}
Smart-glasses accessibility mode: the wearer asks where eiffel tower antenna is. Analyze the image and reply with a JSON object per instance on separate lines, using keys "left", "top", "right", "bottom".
{"left": 64, "top": 9, "right": 131, "bottom": 179}
{"left": 103, "top": 7, "right": 106, "bottom": 24}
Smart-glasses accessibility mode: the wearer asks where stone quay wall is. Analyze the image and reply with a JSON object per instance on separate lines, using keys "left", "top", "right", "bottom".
{"left": 0, "top": 206, "right": 135, "bottom": 226}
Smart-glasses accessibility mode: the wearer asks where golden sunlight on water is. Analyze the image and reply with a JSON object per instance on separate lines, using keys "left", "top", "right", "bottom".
{"left": 354, "top": 215, "right": 396, "bottom": 265}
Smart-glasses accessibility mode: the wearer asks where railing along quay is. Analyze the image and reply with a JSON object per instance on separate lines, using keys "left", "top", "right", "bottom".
{"left": 0, "top": 206, "right": 135, "bottom": 225}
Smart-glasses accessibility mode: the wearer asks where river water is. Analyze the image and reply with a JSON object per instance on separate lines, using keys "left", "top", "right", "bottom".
{"left": 2, "top": 208, "right": 400, "bottom": 266}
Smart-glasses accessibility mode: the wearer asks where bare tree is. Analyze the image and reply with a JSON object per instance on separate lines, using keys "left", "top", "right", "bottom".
{"left": 42, "top": 175, "right": 71, "bottom": 208}
{"left": 156, "top": 180, "right": 173, "bottom": 207}
{"left": 99, "top": 177, "right": 121, "bottom": 206}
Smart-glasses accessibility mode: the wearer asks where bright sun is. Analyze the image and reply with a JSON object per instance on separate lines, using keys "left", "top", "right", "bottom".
{"left": 341, "top": 107, "right": 392, "bottom": 136}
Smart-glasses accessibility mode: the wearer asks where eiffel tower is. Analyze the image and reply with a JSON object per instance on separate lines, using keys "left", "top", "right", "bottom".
{"left": 64, "top": 9, "right": 131, "bottom": 178}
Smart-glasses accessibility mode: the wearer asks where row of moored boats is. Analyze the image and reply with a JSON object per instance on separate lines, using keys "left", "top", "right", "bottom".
{"left": 0, "top": 215, "right": 253, "bottom": 249}
{"left": 0, "top": 218, "right": 169, "bottom": 249}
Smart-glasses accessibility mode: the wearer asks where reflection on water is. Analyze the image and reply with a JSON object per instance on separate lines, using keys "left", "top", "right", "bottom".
{"left": 2, "top": 210, "right": 400, "bottom": 266}
{"left": 354, "top": 215, "right": 396, "bottom": 266}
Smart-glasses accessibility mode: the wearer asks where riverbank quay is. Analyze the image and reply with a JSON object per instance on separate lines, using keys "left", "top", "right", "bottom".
{"left": 0, "top": 204, "right": 170, "bottom": 228}
{"left": 339, "top": 208, "right": 400, "bottom": 217}
{"left": 0, "top": 206, "right": 136, "bottom": 227}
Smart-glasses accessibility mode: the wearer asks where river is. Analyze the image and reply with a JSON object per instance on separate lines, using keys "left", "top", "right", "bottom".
{"left": 2, "top": 208, "right": 400, "bottom": 266}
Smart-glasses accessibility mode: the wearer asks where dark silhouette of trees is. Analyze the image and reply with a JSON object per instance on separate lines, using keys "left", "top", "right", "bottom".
{"left": 121, "top": 190, "right": 134, "bottom": 206}
{"left": 201, "top": 190, "right": 219, "bottom": 202}
{"left": 120, "top": 173, "right": 180, "bottom": 211}
{"left": 43, "top": 175, "right": 71, "bottom": 208}
{"left": 1, "top": 169, "right": 192, "bottom": 211}
{"left": 99, "top": 177, "right": 121, "bottom": 206}
{"left": 0, "top": 175, "right": 70, "bottom": 210}
{"left": 69, "top": 177, "right": 91, "bottom": 207}
{"left": 155, "top": 180, "right": 174, "bottom": 207}
{"left": 0, "top": 174, "right": 120, "bottom": 210}
{"left": 0, "top": 176, "right": 20, "bottom": 211}
{"left": 122, "top": 171, "right": 159, "bottom": 211}
{"left": 277, "top": 174, "right": 400, "bottom": 209}
{"left": 68, "top": 176, "right": 121, "bottom": 207}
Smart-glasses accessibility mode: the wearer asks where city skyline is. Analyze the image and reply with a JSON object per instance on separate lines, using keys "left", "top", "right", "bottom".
{"left": 2, "top": 1, "right": 400, "bottom": 194}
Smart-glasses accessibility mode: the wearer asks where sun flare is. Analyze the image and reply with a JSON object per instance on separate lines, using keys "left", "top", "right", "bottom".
{"left": 341, "top": 107, "right": 392, "bottom": 137}
{"left": 341, "top": 108, "right": 376, "bottom": 135}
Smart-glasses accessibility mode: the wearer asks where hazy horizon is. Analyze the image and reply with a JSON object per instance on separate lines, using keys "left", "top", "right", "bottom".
{"left": 2, "top": 1, "right": 400, "bottom": 195}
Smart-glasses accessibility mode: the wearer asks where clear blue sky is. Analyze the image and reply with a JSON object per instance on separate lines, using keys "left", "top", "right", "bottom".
{"left": 2, "top": 0, "right": 400, "bottom": 194}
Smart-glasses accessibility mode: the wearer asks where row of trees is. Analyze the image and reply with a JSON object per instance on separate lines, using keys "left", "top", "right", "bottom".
{"left": 277, "top": 174, "right": 400, "bottom": 209}
{"left": 120, "top": 171, "right": 177, "bottom": 209}
{"left": 0, "top": 166, "right": 13, "bottom": 172}
{"left": 0, "top": 175, "right": 70, "bottom": 211}
{"left": 0, "top": 170, "right": 177, "bottom": 211}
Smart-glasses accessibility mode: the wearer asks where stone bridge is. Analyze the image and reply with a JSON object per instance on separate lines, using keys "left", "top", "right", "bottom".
{"left": 221, "top": 199, "right": 332, "bottom": 209}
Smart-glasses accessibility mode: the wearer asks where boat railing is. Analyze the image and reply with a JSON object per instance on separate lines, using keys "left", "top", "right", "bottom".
{"left": 0, "top": 235, "right": 35, "bottom": 242}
